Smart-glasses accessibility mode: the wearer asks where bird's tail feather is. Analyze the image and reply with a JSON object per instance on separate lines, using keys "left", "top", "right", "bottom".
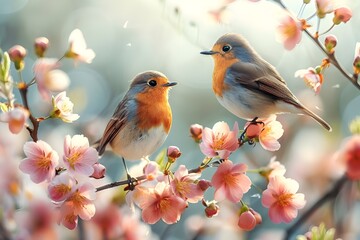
{"left": 302, "top": 107, "right": 332, "bottom": 132}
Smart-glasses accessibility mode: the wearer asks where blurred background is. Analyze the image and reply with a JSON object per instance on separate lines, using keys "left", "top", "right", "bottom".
{"left": 0, "top": 0, "right": 360, "bottom": 239}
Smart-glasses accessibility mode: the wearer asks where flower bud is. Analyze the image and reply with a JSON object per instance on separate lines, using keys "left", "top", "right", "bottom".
{"left": 91, "top": 163, "right": 106, "bottom": 179}
{"left": 8, "top": 45, "right": 27, "bottom": 71}
{"left": 333, "top": 7, "right": 352, "bottom": 25}
{"left": 245, "top": 122, "right": 262, "bottom": 139}
{"left": 190, "top": 124, "right": 203, "bottom": 142}
{"left": 238, "top": 211, "right": 256, "bottom": 231}
{"left": 197, "top": 179, "right": 211, "bottom": 191}
{"left": 203, "top": 200, "right": 219, "bottom": 218}
{"left": 238, "top": 208, "right": 262, "bottom": 231}
{"left": 324, "top": 35, "right": 337, "bottom": 54}
{"left": 34, "top": 37, "right": 49, "bottom": 58}
{"left": 167, "top": 146, "right": 181, "bottom": 163}
{"left": 303, "top": 0, "right": 310, "bottom": 3}
{"left": 249, "top": 208, "right": 262, "bottom": 225}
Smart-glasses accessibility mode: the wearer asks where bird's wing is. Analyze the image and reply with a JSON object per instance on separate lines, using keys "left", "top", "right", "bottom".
{"left": 96, "top": 97, "right": 131, "bottom": 156}
{"left": 229, "top": 61, "right": 300, "bottom": 106}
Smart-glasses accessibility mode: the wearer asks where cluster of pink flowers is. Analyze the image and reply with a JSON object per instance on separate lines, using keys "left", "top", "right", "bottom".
{"left": 271, "top": 0, "right": 354, "bottom": 94}
{"left": 277, "top": 0, "right": 352, "bottom": 51}
{"left": 189, "top": 120, "right": 303, "bottom": 231}
{"left": 34, "top": 29, "right": 95, "bottom": 101}
{"left": 19, "top": 134, "right": 103, "bottom": 229}
{"left": 129, "top": 160, "right": 210, "bottom": 224}
{"left": 0, "top": 29, "right": 94, "bottom": 135}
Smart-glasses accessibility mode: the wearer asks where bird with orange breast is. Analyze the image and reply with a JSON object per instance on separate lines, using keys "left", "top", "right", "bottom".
{"left": 200, "top": 33, "right": 331, "bottom": 131}
{"left": 96, "top": 71, "right": 176, "bottom": 185}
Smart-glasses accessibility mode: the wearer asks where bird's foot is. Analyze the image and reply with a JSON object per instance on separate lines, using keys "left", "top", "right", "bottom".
{"left": 124, "top": 174, "right": 138, "bottom": 191}
{"left": 238, "top": 117, "right": 265, "bottom": 144}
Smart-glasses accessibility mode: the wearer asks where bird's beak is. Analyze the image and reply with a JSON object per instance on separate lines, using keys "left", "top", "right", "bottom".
{"left": 200, "top": 50, "right": 218, "bottom": 55}
{"left": 162, "top": 82, "right": 177, "bottom": 87}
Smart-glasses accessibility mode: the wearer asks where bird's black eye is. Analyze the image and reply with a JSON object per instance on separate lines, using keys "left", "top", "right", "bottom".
{"left": 147, "top": 79, "right": 157, "bottom": 87}
{"left": 222, "top": 45, "right": 231, "bottom": 52}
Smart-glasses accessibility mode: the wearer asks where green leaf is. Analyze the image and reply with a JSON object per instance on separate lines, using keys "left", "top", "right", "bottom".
{"left": 0, "top": 102, "right": 8, "bottom": 112}
{"left": 154, "top": 148, "right": 167, "bottom": 171}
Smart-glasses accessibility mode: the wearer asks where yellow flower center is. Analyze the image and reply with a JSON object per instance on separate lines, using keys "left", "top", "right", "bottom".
{"left": 59, "top": 100, "right": 72, "bottom": 114}
{"left": 284, "top": 23, "right": 297, "bottom": 38}
{"left": 54, "top": 184, "right": 72, "bottom": 196}
{"left": 159, "top": 197, "right": 171, "bottom": 212}
{"left": 67, "top": 151, "right": 82, "bottom": 169}
{"left": 175, "top": 179, "right": 191, "bottom": 198}
{"left": 223, "top": 172, "right": 238, "bottom": 186}
{"left": 276, "top": 193, "right": 293, "bottom": 207}
{"left": 68, "top": 190, "right": 87, "bottom": 208}
{"left": 213, "top": 133, "right": 226, "bottom": 151}
{"left": 36, "top": 153, "right": 53, "bottom": 170}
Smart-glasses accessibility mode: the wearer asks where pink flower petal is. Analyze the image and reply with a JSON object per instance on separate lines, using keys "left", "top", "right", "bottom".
{"left": 142, "top": 203, "right": 162, "bottom": 224}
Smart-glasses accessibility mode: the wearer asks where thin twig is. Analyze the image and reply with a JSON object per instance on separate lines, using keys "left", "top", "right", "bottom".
{"left": 95, "top": 165, "right": 205, "bottom": 192}
{"left": 18, "top": 85, "right": 39, "bottom": 141}
{"left": 272, "top": 0, "right": 360, "bottom": 90}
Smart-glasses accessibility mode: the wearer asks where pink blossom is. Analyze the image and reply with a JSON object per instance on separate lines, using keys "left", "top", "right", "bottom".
{"left": 92, "top": 204, "right": 151, "bottom": 239}
{"left": 91, "top": 203, "right": 122, "bottom": 239}
{"left": 276, "top": 14, "right": 303, "bottom": 50}
{"left": 267, "top": 157, "right": 286, "bottom": 179}
{"left": 338, "top": 135, "right": 360, "bottom": 180}
{"left": 19, "top": 140, "right": 59, "bottom": 183}
{"left": 143, "top": 161, "right": 161, "bottom": 181}
{"left": 0, "top": 107, "right": 29, "bottom": 134}
{"left": 133, "top": 182, "right": 187, "bottom": 224}
{"left": 170, "top": 165, "right": 208, "bottom": 203}
{"left": 200, "top": 121, "right": 239, "bottom": 159}
{"left": 238, "top": 208, "right": 262, "bottom": 231}
{"left": 333, "top": 7, "right": 352, "bottom": 24}
{"left": 63, "top": 134, "right": 99, "bottom": 176}
{"left": 259, "top": 115, "right": 284, "bottom": 151}
{"left": 48, "top": 172, "right": 76, "bottom": 202}
{"left": 66, "top": 29, "right": 95, "bottom": 64}
{"left": 16, "top": 200, "right": 58, "bottom": 240}
{"left": 211, "top": 160, "right": 251, "bottom": 203}
{"left": 295, "top": 67, "right": 323, "bottom": 94}
{"left": 262, "top": 176, "right": 306, "bottom": 223}
{"left": 33, "top": 58, "right": 70, "bottom": 100}
{"left": 51, "top": 91, "right": 79, "bottom": 123}
{"left": 243, "top": 116, "right": 283, "bottom": 151}
{"left": 316, "top": 0, "right": 335, "bottom": 18}
{"left": 59, "top": 182, "right": 96, "bottom": 229}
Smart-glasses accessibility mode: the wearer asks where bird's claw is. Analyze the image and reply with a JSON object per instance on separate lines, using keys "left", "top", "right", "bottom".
{"left": 124, "top": 174, "right": 138, "bottom": 191}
